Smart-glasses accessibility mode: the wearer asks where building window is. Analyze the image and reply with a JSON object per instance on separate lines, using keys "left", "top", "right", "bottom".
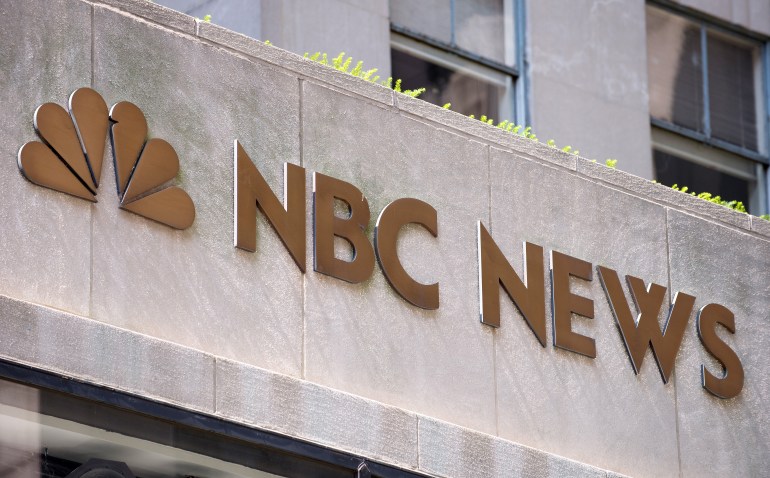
{"left": 389, "top": 0, "right": 524, "bottom": 123}
{"left": 646, "top": 3, "right": 768, "bottom": 213}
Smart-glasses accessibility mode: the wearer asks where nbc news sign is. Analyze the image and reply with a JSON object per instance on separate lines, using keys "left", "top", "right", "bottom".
{"left": 19, "top": 88, "right": 744, "bottom": 400}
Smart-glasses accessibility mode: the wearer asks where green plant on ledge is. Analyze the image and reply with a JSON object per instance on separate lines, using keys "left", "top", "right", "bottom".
{"left": 670, "top": 185, "right": 747, "bottom": 214}
{"left": 287, "top": 44, "right": 767, "bottom": 221}
{"left": 304, "top": 52, "right": 426, "bottom": 98}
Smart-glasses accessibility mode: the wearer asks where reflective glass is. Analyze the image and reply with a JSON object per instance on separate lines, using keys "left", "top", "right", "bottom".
{"left": 646, "top": 6, "right": 704, "bottom": 133}
{"left": 707, "top": 32, "right": 760, "bottom": 151}
{"left": 390, "top": 0, "right": 452, "bottom": 44}
{"left": 455, "top": 0, "right": 507, "bottom": 64}
{"left": 654, "top": 149, "right": 751, "bottom": 210}
{"left": 391, "top": 49, "right": 504, "bottom": 119}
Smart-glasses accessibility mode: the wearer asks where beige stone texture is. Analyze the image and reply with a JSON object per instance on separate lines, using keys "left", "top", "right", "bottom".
{"left": 528, "top": 0, "right": 654, "bottom": 179}
{"left": 490, "top": 149, "right": 678, "bottom": 478}
{"left": 301, "top": 81, "right": 498, "bottom": 435}
{"left": 667, "top": 210, "right": 770, "bottom": 477}
{"left": 90, "top": 6, "right": 304, "bottom": 375}
{"left": 0, "top": 0, "right": 93, "bottom": 316}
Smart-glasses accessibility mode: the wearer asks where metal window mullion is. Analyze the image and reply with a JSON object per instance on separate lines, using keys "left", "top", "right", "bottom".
{"left": 514, "top": 0, "right": 528, "bottom": 126}
{"left": 450, "top": 0, "right": 456, "bottom": 47}
{"left": 764, "top": 41, "right": 770, "bottom": 155}
{"left": 762, "top": 41, "right": 770, "bottom": 213}
{"left": 701, "top": 25, "right": 711, "bottom": 139}
{"left": 754, "top": 162, "right": 767, "bottom": 215}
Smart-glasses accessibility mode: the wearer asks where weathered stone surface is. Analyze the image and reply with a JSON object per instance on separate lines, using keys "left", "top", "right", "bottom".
{"left": 395, "top": 93, "right": 577, "bottom": 171}
{"left": 528, "top": 0, "right": 653, "bottom": 179}
{"left": 2, "top": 2, "right": 770, "bottom": 476}
{"left": 215, "top": 359, "right": 418, "bottom": 469}
{"left": 0, "top": 295, "right": 214, "bottom": 412}
{"left": 490, "top": 149, "right": 678, "bottom": 478}
{"left": 156, "top": 0, "right": 261, "bottom": 40}
{"left": 417, "top": 417, "right": 616, "bottom": 478}
{"left": 0, "top": 0, "right": 92, "bottom": 316}
{"left": 577, "top": 157, "right": 752, "bottom": 231}
{"left": 529, "top": 1, "right": 649, "bottom": 110}
{"left": 667, "top": 210, "right": 770, "bottom": 477}
{"left": 531, "top": 75, "right": 654, "bottom": 179}
{"left": 91, "top": 6, "right": 304, "bottom": 375}
{"left": 301, "top": 81, "right": 497, "bottom": 434}
{"left": 198, "top": 21, "right": 394, "bottom": 106}
{"left": 750, "top": 214, "right": 770, "bottom": 238}
{"left": 94, "top": 0, "right": 196, "bottom": 34}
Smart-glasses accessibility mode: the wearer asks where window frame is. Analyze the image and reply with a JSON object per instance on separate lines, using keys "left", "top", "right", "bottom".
{"left": 389, "top": 0, "right": 528, "bottom": 125}
{"left": 647, "top": 0, "right": 770, "bottom": 214}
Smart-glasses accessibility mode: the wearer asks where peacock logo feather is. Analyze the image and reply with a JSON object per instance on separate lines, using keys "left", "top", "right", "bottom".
{"left": 17, "top": 87, "right": 195, "bottom": 230}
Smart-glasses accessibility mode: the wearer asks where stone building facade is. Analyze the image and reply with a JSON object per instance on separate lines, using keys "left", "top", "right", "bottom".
{"left": 0, "top": 1, "right": 769, "bottom": 477}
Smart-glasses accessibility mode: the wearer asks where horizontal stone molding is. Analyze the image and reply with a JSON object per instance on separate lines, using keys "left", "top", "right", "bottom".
{"left": 0, "top": 294, "right": 623, "bottom": 477}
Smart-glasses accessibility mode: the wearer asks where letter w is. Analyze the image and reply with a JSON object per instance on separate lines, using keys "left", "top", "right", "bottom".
{"left": 597, "top": 266, "right": 695, "bottom": 383}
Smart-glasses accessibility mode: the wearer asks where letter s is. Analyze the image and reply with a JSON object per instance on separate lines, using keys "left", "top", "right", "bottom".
{"left": 697, "top": 303, "right": 744, "bottom": 399}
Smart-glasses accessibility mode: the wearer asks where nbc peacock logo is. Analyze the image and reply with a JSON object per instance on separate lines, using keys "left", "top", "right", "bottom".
{"left": 17, "top": 87, "right": 195, "bottom": 229}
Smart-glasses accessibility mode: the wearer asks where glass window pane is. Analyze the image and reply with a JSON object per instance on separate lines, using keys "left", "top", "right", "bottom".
{"left": 391, "top": 49, "right": 503, "bottom": 119}
{"left": 455, "top": 0, "right": 506, "bottom": 64}
{"left": 654, "top": 149, "right": 751, "bottom": 210}
{"left": 390, "top": 0, "right": 452, "bottom": 44}
{"left": 707, "top": 32, "right": 760, "bottom": 151}
{"left": 646, "top": 6, "right": 704, "bottom": 133}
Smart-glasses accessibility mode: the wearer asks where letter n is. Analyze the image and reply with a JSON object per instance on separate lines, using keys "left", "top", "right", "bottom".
{"left": 478, "top": 222, "right": 546, "bottom": 346}
{"left": 234, "top": 140, "right": 306, "bottom": 271}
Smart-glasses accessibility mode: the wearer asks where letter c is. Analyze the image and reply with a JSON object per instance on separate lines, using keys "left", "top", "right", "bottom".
{"left": 375, "top": 198, "right": 439, "bottom": 310}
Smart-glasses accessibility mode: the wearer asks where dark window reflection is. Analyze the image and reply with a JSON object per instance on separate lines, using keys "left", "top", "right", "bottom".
{"left": 646, "top": 6, "right": 704, "bottom": 133}
{"left": 654, "top": 149, "right": 750, "bottom": 208}
{"left": 646, "top": 5, "right": 762, "bottom": 152}
{"left": 391, "top": 49, "right": 504, "bottom": 119}
{"left": 707, "top": 33, "right": 758, "bottom": 151}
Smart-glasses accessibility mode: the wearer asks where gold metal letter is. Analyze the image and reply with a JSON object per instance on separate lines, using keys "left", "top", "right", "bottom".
{"left": 597, "top": 266, "right": 694, "bottom": 383}
{"left": 551, "top": 250, "right": 595, "bottom": 357}
{"left": 313, "top": 172, "right": 375, "bottom": 283}
{"left": 697, "top": 303, "right": 744, "bottom": 399}
{"left": 375, "top": 198, "right": 439, "bottom": 310}
{"left": 234, "top": 140, "right": 306, "bottom": 272}
{"left": 477, "top": 222, "right": 546, "bottom": 346}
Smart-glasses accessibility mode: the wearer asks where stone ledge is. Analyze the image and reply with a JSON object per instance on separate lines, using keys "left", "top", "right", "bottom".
{"left": 577, "top": 157, "right": 753, "bottom": 231}
{"left": 0, "top": 294, "right": 215, "bottom": 413}
{"left": 0, "top": 294, "right": 632, "bottom": 476}
{"left": 91, "top": 0, "right": 196, "bottom": 34}
{"left": 417, "top": 416, "right": 628, "bottom": 478}
{"left": 197, "top": 21, "right": 394, "bottom": 106}
{"left": 395, "top": 94, "right": 577, "bottom": 171}
{"left": 750, "top": 214, "right": 770, "bottom": 237}
{"left": 215, "top": 358, "right": 419, "bottom": 470}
